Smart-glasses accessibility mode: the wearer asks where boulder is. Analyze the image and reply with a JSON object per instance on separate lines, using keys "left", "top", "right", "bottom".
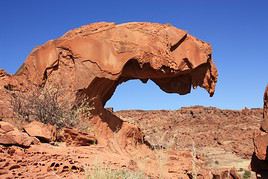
{"left": 253, "top": 133, "right": 268, "bottom": 160}
{"left": 58, "top": 128, "right": 97, "bottom": 146}
{"left": 0, "top": 121, "right": 39, "bottom": 147}
{"left": 23, "top": 121, "right": 56, "bottom": 142}
{"left": 0, "top": 130, "right": 38, "bottom": 147}
{"left": 261, "top": 85, "right": 268, "bottom": 132}
{"left": 0, "top": 121, "right": 16, "bottom": 133}
{"left": 251, "top": 85, "right": 268, "bottom": 178}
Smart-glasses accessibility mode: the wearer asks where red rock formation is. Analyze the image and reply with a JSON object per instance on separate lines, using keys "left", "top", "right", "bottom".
{"left": 0, "top": 22, "right": 218, "bottom": 148}
{"left": 6, "top": 22, "right": 217, "bottom": 105}
{"left": 0, "top": 121, "right": 39, "bottom": 147}
{"left": 251, "top": 85, "right": 268, "bottom": 177}
{"left": 253, "top": 133, "right": 268, "bottom": 160}
{"left": 58, "top": 127, "right": 97, "bottom": 146}
{"left": 261, "top": 85, "right": 268, "bottom": 132}
{"left": 23, "top": 121, "right": 57, "bottom": 142}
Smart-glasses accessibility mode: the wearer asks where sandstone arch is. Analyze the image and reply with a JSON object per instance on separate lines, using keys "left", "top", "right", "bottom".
{"left": 0, "top": 22, "right": 218, "bottom": 147}
{"left": 14, "top": 22, "right": 217, "bottom": 108}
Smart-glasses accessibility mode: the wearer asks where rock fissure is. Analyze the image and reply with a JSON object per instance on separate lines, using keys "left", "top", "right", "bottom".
{"left": 170, "top": 33, "right": 188, "bottom": 52}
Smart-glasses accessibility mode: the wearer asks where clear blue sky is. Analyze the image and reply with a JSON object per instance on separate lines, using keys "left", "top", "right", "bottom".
{"left": 0, "top": 0, "right": 268, "bottom": 110}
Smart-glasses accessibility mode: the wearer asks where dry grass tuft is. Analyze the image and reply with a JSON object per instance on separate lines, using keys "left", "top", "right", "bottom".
{"left": 86, "top": 163, "right": 147, "bottom": 179}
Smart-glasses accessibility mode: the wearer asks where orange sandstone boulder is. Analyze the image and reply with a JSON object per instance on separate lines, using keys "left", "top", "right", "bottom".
{"left": 23, "top": 121, "right": 56, "bottom": 142}
{"left": 261, "top": 85, "right": 268, "bottom": 132}
{"left": 0, "top": 121, "right": 15, "bottom": 133}
{"left": 0, "top": 121, "right": 39, "bottom": 147}
{"left": 253, "top": 133, "right": 268, "bottom": 160}
{"left": 254, "top": 86, "right": 268, "bottom": 161}
{"left": 251, "top": 85, "right": 268, "bottom": 177}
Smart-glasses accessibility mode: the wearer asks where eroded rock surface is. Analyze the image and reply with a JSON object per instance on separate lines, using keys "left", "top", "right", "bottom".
{"left": 261, "top": 85, "right": 268, "bottom": 132}
{"left": 0, "top": 22, "right": 218, "bottom": 147}
{"left": 0, "top": 121, "right": 39, "bottom": 147}
{"left": 0, "top": 22, "right": 220, "bottom": 178}
{"left": 251, "top": 85, "right": 268, "bottom": 177}
{"left": 23, "top": 121, "right": 57, "bottom": 142}
{"left": 0, "top": 107, "right": 261, "bottom": 178}
{"left": 0, "top": 22, "right": 217, "bottom": 114}
{"left": 58, "top": 127, "right": 97, "bottom": 146}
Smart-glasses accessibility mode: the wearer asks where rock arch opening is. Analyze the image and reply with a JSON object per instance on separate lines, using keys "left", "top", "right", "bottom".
{"left": 80, "top": 58, "right": 217, "bottom": 112}
{"left": 104, "top": 79, "right": 164, "bottom": 111}
{"left": 103, "top": 60, "right": 213, "bottom": 111}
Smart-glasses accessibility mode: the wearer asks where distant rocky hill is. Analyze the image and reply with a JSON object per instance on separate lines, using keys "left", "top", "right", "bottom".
{"left": 116, "top": 106, "right": 262, "bottom": 159}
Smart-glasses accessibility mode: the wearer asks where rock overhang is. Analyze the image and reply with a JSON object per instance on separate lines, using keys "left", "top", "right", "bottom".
{"left": 2, "top": 22, "right": 218, "bottom": 112}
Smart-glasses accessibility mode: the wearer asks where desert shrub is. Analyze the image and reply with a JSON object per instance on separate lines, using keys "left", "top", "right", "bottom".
{"left": 242, "top": 170, "right": 251, "bottom": 179}
{"left": 86, "top": 164, "right": 146, "bottom": 179}
{"left": 10, "top": 86, "right": 92, "bottom": 128}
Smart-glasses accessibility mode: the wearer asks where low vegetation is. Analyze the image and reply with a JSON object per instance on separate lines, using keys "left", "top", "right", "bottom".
{"left": 86, "top": 164, "right": 147, "bottom": 179}
{"left": 10, "top": 86, "right": 93, "bottom": 128}
{"left": 242, "top": 170, "right": 251, "bottom": 179}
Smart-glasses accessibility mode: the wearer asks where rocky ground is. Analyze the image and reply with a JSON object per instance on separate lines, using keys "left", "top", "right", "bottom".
{"left": 116, "top": 106, "right": 262, "bottom": 159}
{"left": 0, "top": 106, "right": 262, "bottom": 179}
{"left": 116, "top": 106, "right": 263, "bottom": 176}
